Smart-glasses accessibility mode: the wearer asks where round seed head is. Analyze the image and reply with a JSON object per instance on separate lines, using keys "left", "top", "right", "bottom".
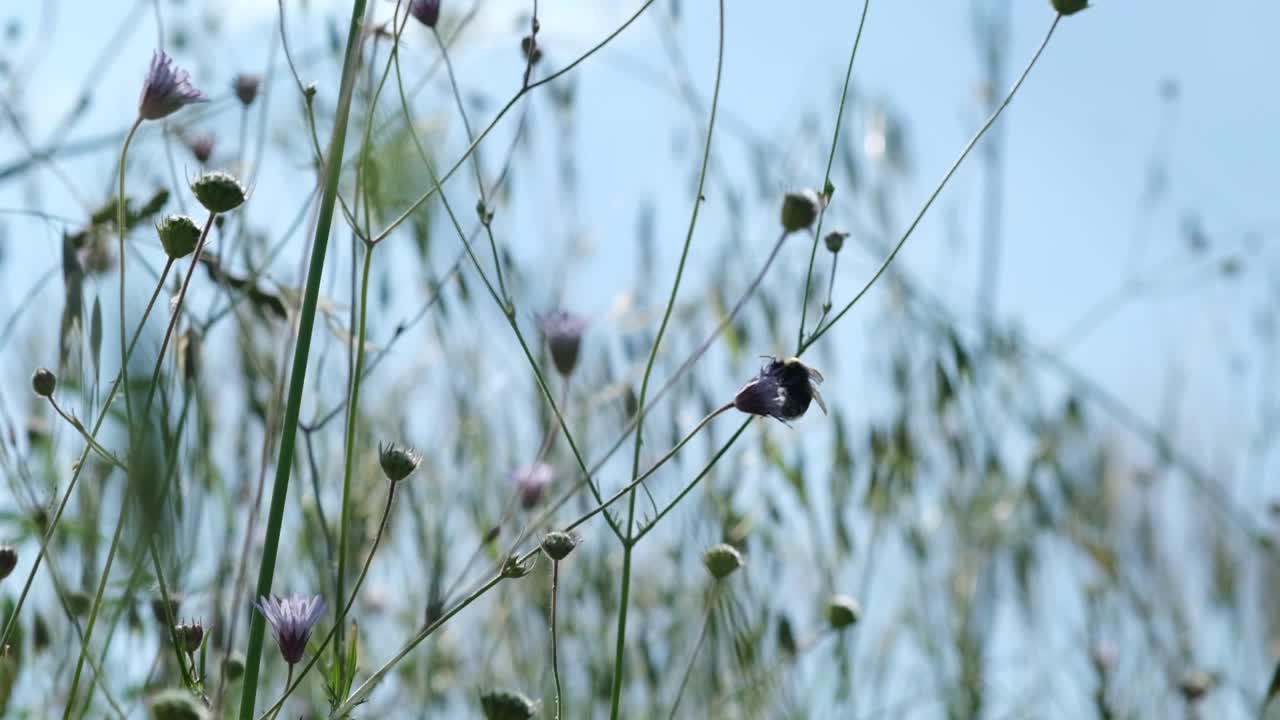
{"left": 703, "top": 543, "right": 744, "bottom": 579}
{"left": 540, "top": 310, "right": 587, "bottom": 377}
{"left": 1051, "top": 0, "right": 1088, "bottom": 15}
{"left": 541, "top": 531, "right": 579, "bottom": 561}
{"left": 174, "top": 619, "right": 205, "bottom": 654}
{"left": 157, "top": 214, "right": 202, "bottom": 259}
{"left": 780, "top": 189, "right": 821, "bottom": 233}
{"left": 31, "top": 367, "right": 56, "bottom": 397}
{"left": 148, "top": 688, "right": 207, "bottom": 720}
{"left": 222, "top": 653, "right": 245, "bottom": 681}
{"left": 825, "top": 594, "right": 861, "bottom": 630}
{"left": 824, "top": 230, "right": 848, "bottom": 254}
{"left": 0, "top": 545, "right": 17, "bottom": 580}
{"left": 232, "top": 74, "right": 260, "bottom": 106}
{"left": 190, "top": 171, "right": 247, "bottom": 214}
{"left": 379, "top": 442, "right": 421, "bottom": 482}
{"left": 480, "top": 689, "right": 540, "bottom": 720}
{"left": 410, "top": 0, "right": 441, "bottom": 28}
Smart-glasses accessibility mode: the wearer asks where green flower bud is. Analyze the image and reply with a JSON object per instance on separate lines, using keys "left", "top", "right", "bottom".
{"left": 702, "top": 543, "right": 744, "bottom": 580}
{"left": 222, "top": 653, "right": 245, "bottom": 681}
{"left": 541, "top": 531, "right": 579, "bottom": 561}
{"left": 0, "top": 544, "right": 17, "bottom": 579}
{"left": 480, "top": 689, "right": 540, "bottom": 720}
{"left": 157, "top": 214, "right": 202, "bottom": 259}
{"left": 825, "top": 594, "right": 861, "bottom": 629}
{"left": 190, "top": 171, "right": 247, "bottom": 214}
{"left": 379, "top": 442, "right": 421, "bottom": 482}
{"left": 31, "top": 367, "right": 56, "bottom": 397}
{"left": 780, "top": 190, "right": 820, "bottom": 233}
{"left": 824, "top": 230, "right": 848, "bottom": 254}
{"left": 149, "top": 688, "right": 207, "bottom": 720}
{"left": 501, "top": 553, "right": 537, "bottom": 579}
{"left": 174, "top": 619, "right": 205, "bottom": 654}
{"left": 1051, "top": 0, "right": 1088, "bottom": 15}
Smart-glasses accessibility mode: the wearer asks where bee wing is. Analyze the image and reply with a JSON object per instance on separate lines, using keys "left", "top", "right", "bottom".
{"left": 811, "top": 386, "right": 828, "bottom": 415}
{"left": 807, "top": 366, "right": 824, "bottom": 384}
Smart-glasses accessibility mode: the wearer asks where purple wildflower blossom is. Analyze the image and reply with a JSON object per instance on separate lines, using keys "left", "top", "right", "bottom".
{"left": 513, "top": 462, "right": 554, "bottom": 509}
{"left": 410, "top": 0, "right": 441, "bottom": 28}
{"left": 539, "top": 310, "right": 587, "bottom": 377}
{"left": 254, "top": 594, "right": 326, "bottom": 665}
{"left": 138, "top": 50, "right": 208, "bottom": 121}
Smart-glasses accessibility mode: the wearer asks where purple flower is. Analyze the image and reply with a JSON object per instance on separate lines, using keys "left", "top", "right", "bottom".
{"left": 254, "top": 594, "right": 326, "bottom": 665}
{"left": 513, "top": 462, "right": 554, "bottom": 509}
{"left": 733, "top": 357, "right": 826, "bottom": 422}
{"left": 410, "top": 0, "right": 441, "bottom": 28}
{"left": 138, "top": 50, "right": 208, "bottom": 121}
{"left": 540, "top": 310, "right": 587, "bottom": 377}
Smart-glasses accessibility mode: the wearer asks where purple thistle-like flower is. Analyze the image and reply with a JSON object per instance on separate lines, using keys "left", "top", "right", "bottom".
{"left": 410, "top": 0, "right": 441, "bottom": 28}
{"left": 138, "top": 50, "right": 208, "bottom": 121}
{"left": 732, "top": 357, "right": 826, "bottom": 422}
{"left": 254, "top": 594, "right": 326, "bottom": 665}
{"left": 540, "top": 310, "right": 587, "bottom": 377}
{"left": 513, "top": 462, "right": 554, "bottom": 509}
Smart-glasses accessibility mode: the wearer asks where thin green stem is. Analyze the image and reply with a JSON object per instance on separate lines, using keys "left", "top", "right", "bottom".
{"left": 238, "top": 2, "right": 370, "bottom": 716}
{"left": 117, "top": 117, "right": 143, "bottom": 435}
{"left": 796, "top": 0, "right": 871, "bottom": 353}
{"left": 142, "top": 212, "right": 217, "bottom": 416}
{"left": 431, "top": 23, "right": 510, "bottom": 304}
{"left": 46, "top": 397, "right": 125, "bottom": 470}
{"left": 825, "top": 252, "right": 840, "bottom": 311}
{"left": 634, "top": 419, "right": 751, "bottom": 543}
{"left": 550, "top": 560, "right": 564, "bottom": 720}
{"left": 372, "top": 0, "right": 657, "bottom": 245}
{"left": 334, "top": 241, "right": 374, "bottom": 680}
{"left": 0, "top": 253, "right": 172, "bottom": 653}
{"left": 611, "top": 4, "right": 724, "bottom": 715}
{"left": 668, "top": 594, "right": 715, "bottom": 720}
{"left": 800, "top": 14, "right": 1061, "bottom": 355}
{"left": 331, "top": 572, "right": 504, "bottom": 717}
{"left": 151, "top": 545, "right": 193, "bottom": 686}
{"left": 62, "top": 497, "right": 129, "bottom": 718}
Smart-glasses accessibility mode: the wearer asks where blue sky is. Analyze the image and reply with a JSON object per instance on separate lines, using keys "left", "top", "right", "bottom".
{"left": 2, "top": 1, "right": 1276, "bottom": 497}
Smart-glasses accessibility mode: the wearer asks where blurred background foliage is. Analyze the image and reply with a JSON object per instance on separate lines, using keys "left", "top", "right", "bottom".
{"left": 0, "top": 0, "right": 1277, "bottom": 718}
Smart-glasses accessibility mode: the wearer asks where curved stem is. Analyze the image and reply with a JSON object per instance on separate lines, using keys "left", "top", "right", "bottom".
{"left": 801, "top": 14, "right": 1061, "bottom": 355}
{"left": 117, "top": 117, "right": 142, "bottom": 435}
{"left": 46, "top": 397, "right": 125, "bottom": 470}
{"left": 238, "top": 2, "right": 370, "bottom": 716}
{"left": 611, "top": 5, "right": 725, "bottom": 715}
{"left": 331, "top": 573, "right": 503, "bottom": 717}
{"left": 142, "top": 212, "right": 217, "bottom": 416}
{"left": 62, "top": 498, "right": 129, "bottom": 718}
{"left": 668, "top": 594, "right": 714, "bottom": 720}
{"left": 796, "top": 0, "right": 872, "bottom": 352}
{"left": 335, "top": 241, "right": 374, "bottom": 678}
{"left": 550, "top": 560, "right": 564, "bottom": 720}
{"left": 371, "top": 0, "right": 657, "bottom": 245}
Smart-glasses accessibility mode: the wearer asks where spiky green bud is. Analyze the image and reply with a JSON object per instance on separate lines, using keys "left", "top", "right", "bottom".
{"left": 1051, "top": 0, "right": 1088, "bottom": 15}
{"left": 379, "top": 442, "right": 421, "bottom": 482}
{"left": 190, "top": 171, "right": 246, "bottom": 214}
{"left": 825, "top": 594, "right": 861, "bottom": 629}
{"left": 702, "top": 543, "right": 744, "bottom": 580}
{"left": 157, "top": 214, "right": 202, "bottom": 259}
{"left": 480, "top": 689, "right": 540, "bottom": 720}
{"left": 541, "top": 531, "right": 579, "bottom": 561}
